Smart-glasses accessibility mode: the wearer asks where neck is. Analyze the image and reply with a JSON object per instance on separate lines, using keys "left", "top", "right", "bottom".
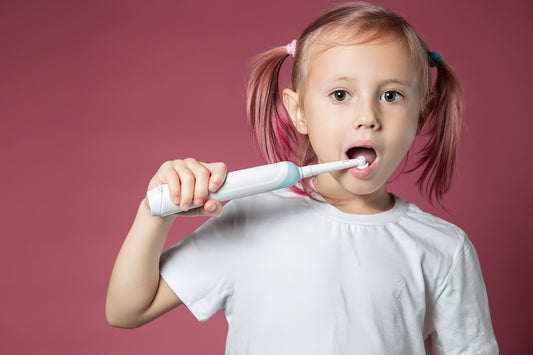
{"left": 313, "top": 176, "right": 394, "bottom": 215}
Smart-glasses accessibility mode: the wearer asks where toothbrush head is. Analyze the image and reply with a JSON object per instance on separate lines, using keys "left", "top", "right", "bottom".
{"left": 299, "top": 158, "right": 369, "bottom": 179}
{"left": 354, "top": 156, "right": 369, "bottom": 169}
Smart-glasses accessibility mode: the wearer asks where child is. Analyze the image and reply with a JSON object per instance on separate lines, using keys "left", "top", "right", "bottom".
{"left": 106, "top": 2, "right": 498, "bottom": 354}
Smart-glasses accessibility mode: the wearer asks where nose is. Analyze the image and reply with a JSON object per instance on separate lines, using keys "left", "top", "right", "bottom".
{"left": 353, "top": 99, "right": 380, "bottom": 130}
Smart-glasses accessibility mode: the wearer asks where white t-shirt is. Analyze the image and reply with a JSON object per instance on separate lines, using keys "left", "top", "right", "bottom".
{"left": 160, "top": 190, "right": 498, "bottom": 355}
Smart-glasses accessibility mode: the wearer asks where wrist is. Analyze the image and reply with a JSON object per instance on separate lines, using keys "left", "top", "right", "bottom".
{"left": 140, "top": 197, "right": 178, "bottom": 225}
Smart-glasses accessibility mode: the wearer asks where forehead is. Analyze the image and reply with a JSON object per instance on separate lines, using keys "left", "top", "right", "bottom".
{"left": 307, "top": 37, "right": 417, "bottom": 85}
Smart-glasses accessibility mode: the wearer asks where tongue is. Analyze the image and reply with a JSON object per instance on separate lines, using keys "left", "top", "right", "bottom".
{"left": 347, "top": 147, "right": 376, "bottom": 165}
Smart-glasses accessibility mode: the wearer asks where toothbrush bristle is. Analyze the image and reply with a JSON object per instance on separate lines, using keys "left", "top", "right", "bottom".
{"left": 355, "top": 156, "right": 369, "bottom": 169}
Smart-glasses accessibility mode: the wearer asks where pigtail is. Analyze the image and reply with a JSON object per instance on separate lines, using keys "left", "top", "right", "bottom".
{"left": 247, "top": 46, "right": 301, "bottom": 165}
{"left": 416, "top": 57, "right": 464, "bottom": 202}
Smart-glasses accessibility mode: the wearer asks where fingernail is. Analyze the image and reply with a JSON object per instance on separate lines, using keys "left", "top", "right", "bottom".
{"left": 209, "top": 183, "right": 217, "bottom": 191}
{"left": 181, "top": 203, "right": 189, "bottom": 211}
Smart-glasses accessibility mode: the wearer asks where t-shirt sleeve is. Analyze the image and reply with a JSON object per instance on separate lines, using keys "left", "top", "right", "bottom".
{"left": 429, "top": 233, "right": 499, "bottom": 354}
{"left": 159, "top": 200, "right": 244, "bottom": 322}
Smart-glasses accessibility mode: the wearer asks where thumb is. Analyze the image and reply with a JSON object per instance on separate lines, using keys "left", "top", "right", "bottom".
{"left": 177, "top": 199, "right": 223, "bottom": 218}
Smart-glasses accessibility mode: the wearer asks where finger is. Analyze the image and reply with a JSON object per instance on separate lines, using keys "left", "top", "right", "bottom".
{"left": 183, "top": 158, "right": 211, "bottom": 207}
{"left": 148, "top": 160, "right": 174, "bottom": 190}
{"left": 148, "top": 161, "right": 182, "bottom": 204}
{"left": 172, "top": 160, "right": 196, "bottom": 211}
{"left": 203, "top": 162, "right": 228, "bottom": 192}
{"left": 159, "top": 162, "right": 182, "bottom": 205}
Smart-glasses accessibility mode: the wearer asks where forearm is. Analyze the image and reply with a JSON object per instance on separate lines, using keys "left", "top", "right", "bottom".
{"left": 106, "top": 158, "right": 226, "bottom": 327}
{"left": 106, "top": 199, "right": 177, "bottom": 326}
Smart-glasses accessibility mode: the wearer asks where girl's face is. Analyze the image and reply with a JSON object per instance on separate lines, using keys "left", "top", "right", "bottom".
{"left": 284, "top": 37, "right": 422, "bottom": 212}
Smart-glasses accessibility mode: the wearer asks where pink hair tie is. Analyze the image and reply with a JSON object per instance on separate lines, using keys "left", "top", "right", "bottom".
{"left": 286, "top": 39, "right": 297, "bottom": 57}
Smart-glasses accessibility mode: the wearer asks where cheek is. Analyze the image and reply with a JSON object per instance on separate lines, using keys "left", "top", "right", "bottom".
{"left": 397, "top": 106, "right": 420, "bottom": 145}
{"left": 388, "top": 118, "right": 418, "bottom": 158}
{"left": 401, "top": 130, "right": 417, "bottom": 154}
{"left": 302, "top": 103, "right": 335, "bottom": 138}
{"left": 403, "top": 119, "right": 418, "bottom": 142}
{"left": 307, "top": 124, "right": 339, "bottom": 153}
{"left": 305, "top": 119, "right": 346, "bottom": 160}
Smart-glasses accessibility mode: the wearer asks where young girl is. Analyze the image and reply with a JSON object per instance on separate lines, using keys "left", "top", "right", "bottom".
{"left": 106, "top": 2, "right": 498, "bottom": 354}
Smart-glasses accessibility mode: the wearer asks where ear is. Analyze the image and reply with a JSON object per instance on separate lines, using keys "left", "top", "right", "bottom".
{"left": 282, "top": 88, "right": 307, "bottom": 134}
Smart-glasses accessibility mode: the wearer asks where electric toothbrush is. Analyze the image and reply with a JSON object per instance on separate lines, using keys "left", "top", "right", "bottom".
{"left": 147, "top": 157, "right": 368, "bottom": 216}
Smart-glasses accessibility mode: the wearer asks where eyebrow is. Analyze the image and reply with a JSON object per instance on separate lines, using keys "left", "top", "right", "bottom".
{"left": 327, "top": 75, "right": 357, "bottom": 83}
{"left": 381, "top": 78, "right": 413, "bottom": 87}
{"left": 328, "top": 75, "right": 413, "bottom": 87}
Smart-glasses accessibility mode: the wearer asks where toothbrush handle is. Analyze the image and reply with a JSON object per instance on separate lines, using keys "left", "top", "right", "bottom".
{"left": 147, "top": 162, "right": 300, "bottom": 216}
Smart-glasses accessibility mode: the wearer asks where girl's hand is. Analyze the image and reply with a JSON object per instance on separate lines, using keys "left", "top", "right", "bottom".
{"left": 146, "top": 158, "right": 227, "bottom": 218}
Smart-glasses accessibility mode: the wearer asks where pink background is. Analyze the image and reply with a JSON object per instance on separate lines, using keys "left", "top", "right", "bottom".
{"left": 1, "top": 0, "right": 531, "bottom": 353}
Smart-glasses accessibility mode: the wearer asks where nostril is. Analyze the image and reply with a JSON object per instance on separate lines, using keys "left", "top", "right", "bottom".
{"left": 354, "top": 116, "right": 379, "bottom": 130}
{"left": 355, "top": 123, "right": 377, "bottom": 130}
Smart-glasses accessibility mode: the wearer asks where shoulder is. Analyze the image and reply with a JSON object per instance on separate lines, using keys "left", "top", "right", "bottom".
{"left": 394, "top": 198, "right": 478, "bottom": 293}
{"left": 398, "top": 198, "right": 467, "bottom": 254}
{"left": 402, "top": 199, "right": 465, "bottom": 236}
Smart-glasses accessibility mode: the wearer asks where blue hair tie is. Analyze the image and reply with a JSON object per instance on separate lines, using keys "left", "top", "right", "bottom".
{"left": 429, "top": 51, "right": 443, "bottom": 67}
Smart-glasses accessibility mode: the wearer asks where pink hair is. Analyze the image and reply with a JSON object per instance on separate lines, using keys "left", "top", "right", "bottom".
{"left": 411, "top": 59, "right": 464, "bottom": 202}
{"left": 246, "top": 2, "right": 464, "bottom": 203}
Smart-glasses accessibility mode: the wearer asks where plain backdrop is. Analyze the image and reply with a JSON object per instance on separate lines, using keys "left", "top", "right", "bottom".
{"left": 1, "top": 0, "right": 531, "bottom": 353}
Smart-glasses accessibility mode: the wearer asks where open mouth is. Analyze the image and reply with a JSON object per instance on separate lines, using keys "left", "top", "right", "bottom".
{"left": 346, "top": 146, "right": 377, "bottom": 166}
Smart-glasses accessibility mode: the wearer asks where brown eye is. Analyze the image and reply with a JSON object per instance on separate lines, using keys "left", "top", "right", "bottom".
{"left": 381, "top": 90, "right": 402, "bottom": 103}
{"left": 330, "top": 90, "right": 351, "bottom": 102}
